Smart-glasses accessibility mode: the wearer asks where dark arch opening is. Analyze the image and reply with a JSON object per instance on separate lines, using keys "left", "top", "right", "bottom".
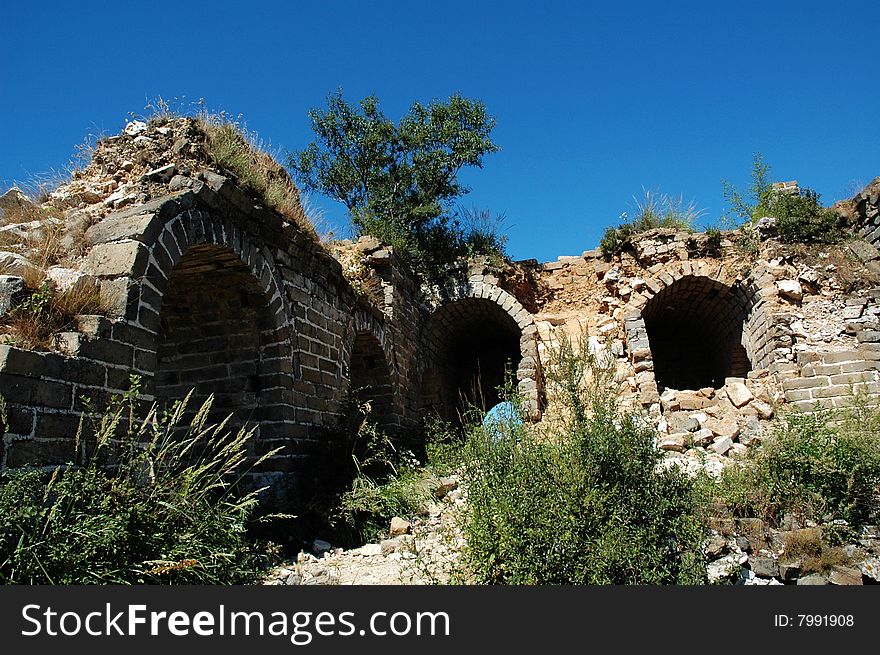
{"left": 421, "top": 298, "right": 522, "bottom": 423}
{"left": 348, "top": 332, "right": 395, "bottom": 433}
{"left": 154, "top": 244, "right": 292, "bottom": 442}
{"left": 642, "top": 275, "right": 752, "bottom": 391}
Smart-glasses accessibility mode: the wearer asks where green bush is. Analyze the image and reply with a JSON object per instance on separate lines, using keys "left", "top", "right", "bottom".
{"left": 323, "top": 405, "right": 466, "bottom": 546}
{"left": 331, "top": 468, "right": 433, "bottom": 544}
{"left": 0, "top": 382, "right": 276, "bottom": 584}
{"left": 712, "top": 399, "right": 880, "bottom": 527}
{"left": 763, "top": 188, "right": 845, "bottom": 244}
{"left": 460, "top": 334, "right": 706, "bottom": 584}
{"left": 721, "top": 153, "right": 847, "bottom": 244}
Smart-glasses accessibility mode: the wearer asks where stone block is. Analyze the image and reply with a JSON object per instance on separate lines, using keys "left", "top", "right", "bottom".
{"left": 5, "top": 438, "right": 77, "bottom": 467}
{"left": 659, "top": 434, "right": 688, "bottom": 452}
{"left": 84, "top": 240, "right": 149, "bottom": 278}
{"left": 0, "top": 274, "right": 25, "bottom": 316}
{"left": 709, "top": 436, "right": 733, "bottom": 455}
{"left": 726, "top": 380, "right": 753, "bottom": 407}
{"left": 0, "top": 345, "right": 56, "bottom": 377}
{"left": 691, "top": 428, "right": 714, "bottom": 447}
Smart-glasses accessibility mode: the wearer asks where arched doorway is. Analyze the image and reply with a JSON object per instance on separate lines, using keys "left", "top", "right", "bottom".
{"left": 348, "top": 331, "right": 395, "bottom": 433}
{"left": 154, "top": 243, "right": 293, "bottom": 442}
{"left": 642, "top": 275, "right": 752, "bottom": 391}
{"left": 421, "top": 296, "right": 526, "bottom": 423}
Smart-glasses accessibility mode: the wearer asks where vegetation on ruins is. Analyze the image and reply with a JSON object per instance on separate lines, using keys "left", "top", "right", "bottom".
{"left": 708, "top": 396, "right": 880, "bottom": 530}
{"left": 288, "top": 90, "right": 506, "bottom": 280}
{"left": 198, "top": 115, "right": 317, "bottom": 238}
{"left": 599, "top": 189, "right": 704, "bottom": 258}
{"left": 0, "top": 379, "right": 278, "bottom": 584}
{"left": 2, "top": 276, "right": 105, "bottom": 351}
{"left": 722, "top": 153, "right": 847, "bottom": 244}
{"left": 303, "top": 391, "right": 462, "bottom": 547}
{"left": 459, "top": 333, "right": 707, "bottom": 584}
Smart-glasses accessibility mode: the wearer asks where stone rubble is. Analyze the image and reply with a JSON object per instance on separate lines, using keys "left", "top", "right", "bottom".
{"left": 263, "top": 476, "right": 466, "bottom": 586}
{"left": 702, "top": 521, "right": 880, "bottom": 586}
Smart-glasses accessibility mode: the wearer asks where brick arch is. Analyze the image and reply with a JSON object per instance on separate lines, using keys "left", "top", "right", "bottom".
{"left": 342, "top": 310, "right": 401, "bottom": 434}
{"left": 421, "top": 282, "right": 541, "bottom": 422}
{"left": 125, "top": 208, "right": 297, "bottom": 446}
{"left": 623, "top": 263, "right": 772, "bottom": 402}
{"left": 126, "top": 209, "right": 290, "bottom": 335}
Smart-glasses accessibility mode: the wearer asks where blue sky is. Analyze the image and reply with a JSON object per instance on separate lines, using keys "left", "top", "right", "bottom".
{"left": 1, "top": 0, "right": 877, "bottom": 263}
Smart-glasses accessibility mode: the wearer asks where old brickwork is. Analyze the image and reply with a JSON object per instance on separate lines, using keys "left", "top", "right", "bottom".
{"left": 3, "top": 117, "right": 880, "bottom": 503}
{"left": 0, "top": 155, "right": 545, "bottom": 505}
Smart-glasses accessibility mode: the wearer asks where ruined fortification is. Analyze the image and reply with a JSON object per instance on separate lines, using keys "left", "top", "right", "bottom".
{"left": 2, "top": 115, "right": 880, "bottom": 506}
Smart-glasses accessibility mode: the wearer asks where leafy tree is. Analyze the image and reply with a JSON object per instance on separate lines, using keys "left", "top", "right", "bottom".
{"left": 288, "top": 90, "right": 500, "bottom": 278}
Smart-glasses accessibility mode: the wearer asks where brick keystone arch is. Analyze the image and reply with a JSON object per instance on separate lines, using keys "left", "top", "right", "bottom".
{"left": 622, "top": 262, "right": 773, "bottom": 403}
{"left": 421, "top": 282, "right": 541, "bottom": 421}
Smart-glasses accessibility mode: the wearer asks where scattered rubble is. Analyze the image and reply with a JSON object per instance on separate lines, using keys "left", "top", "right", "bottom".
{"left": 263, "top": 477, "right": 466, "bottom": 586}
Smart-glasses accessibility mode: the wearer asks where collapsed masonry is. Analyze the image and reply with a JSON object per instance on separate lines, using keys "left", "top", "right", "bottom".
{"left": 1, "top": 116, "right": 879, "bottom": 504}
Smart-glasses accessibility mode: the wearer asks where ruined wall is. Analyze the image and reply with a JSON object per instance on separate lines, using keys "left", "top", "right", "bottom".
{"left": 0, "top": 119, "right": 546, "bottom": 508}
{"left": 526, "top": 222, "right": 880, "bottom": 474}
{"left": 3, "top": 116, "right": 880, "bottom": 504}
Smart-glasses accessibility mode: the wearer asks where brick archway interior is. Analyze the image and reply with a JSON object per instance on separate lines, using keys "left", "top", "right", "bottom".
{"left": 422, "top": 297, "right": 523, "bottom": 422}
{"left": 349, "top": 332, "right": 395, "bottom": 432}
{"left": 642, "top": 276, "right": 752, "bottom": 391}
{"left": 154, "top": 244, "right": 292, "bottom": 441}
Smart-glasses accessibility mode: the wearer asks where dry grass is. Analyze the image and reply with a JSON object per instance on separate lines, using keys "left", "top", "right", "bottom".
{"left": 199, "top": 120, "right": 317, "bottom": 240}
{"left": 3, "top": 278, "right": 105, "bottom": 351}
{"left": 0, "top": 200, "right": 45, "bottom": 225}
{"left": 0, "top": 208, "right": 65, "bottom": 267}
{"left": 781, "top": 527, "right": 854, "bottom": 573}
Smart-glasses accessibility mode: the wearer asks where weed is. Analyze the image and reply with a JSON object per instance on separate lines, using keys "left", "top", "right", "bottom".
{"left": 711, "top": 396, "right": 880, "bottom": 528}
{"left": 457, "top": 206, "right": 509, "bottom": 265}
{"left": 3, "top": 277, "right": 104, "bottom": 351}
{"left": 0, "top": 380, "right": 280, "bottom": 584}
{"left": 460, "top": 330, "right": 707, "bottom": 584}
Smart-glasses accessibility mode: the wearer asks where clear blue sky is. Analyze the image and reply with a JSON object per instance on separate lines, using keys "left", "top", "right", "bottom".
{"left": 1, "top": 0, "right": 877, "bottom": 263}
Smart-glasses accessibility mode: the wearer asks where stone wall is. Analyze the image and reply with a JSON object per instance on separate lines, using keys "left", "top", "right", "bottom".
{"left": 840, "top": 177, "right": 880, "bottom": 247}
{"left": 0, "top": 146, "right": 545, "bottom": 507}
{"left": 526, "top": 223, "right": 880, "bottom": 475}
{"left": 3, "top": 116, "right": 880, "bottom": 506}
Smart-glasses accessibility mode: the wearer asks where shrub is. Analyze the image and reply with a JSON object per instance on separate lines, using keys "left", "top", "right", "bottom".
{"left": 460, "top": 333, "right": 707, "bottom": 584}
{"left": 763, "top": 188, "right": 845, "bottom": 244}
{"left": 319, "top": 400, "right": 466, "bottom": 546}
{"left": 721, "top": 152, "right": 848, "bottom": 244}
{"left": 0, "top": 381, "right": 277, "bottom": 584}
{"left": 331, "top": 468, "right": 433, "bottom": 544}
{"left": 712, "top": 399, "right": 880, "bottom": 528}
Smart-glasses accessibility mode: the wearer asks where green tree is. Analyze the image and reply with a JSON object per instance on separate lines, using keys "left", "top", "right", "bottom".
{"left": 288, "top": 90, "right": 500, "bottom": 278}
{"left": 721, "top": 152, "right": 772, "bottom": 222}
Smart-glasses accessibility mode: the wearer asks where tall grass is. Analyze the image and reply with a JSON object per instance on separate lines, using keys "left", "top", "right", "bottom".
{"left": 0, "top": 379, "right": 279, "bottom": 584}
{"left": 600, "top": 189, "right": 704, "bottom": 258}
{"left": 198, "top": 117, "right": 316, "bottom": 239}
